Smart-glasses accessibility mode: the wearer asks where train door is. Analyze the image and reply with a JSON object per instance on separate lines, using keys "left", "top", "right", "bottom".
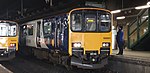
{"left": 60, "top": 16, "right": 68, "bottom": 52}
{"left": 43, "top": 19, "right": 53, "bottom": 49}
{"left": 19, "top": 25, "right": 27, "bottom": 46}
{"left": 57, "top": 18, "right": 61, "bottom": 48}
{"left": 54, "top": 19, "right": 58, "bottom": 48}
{"left": 36, "top": 21, "right": 41, "bottom": 48}
{"left": 55, "top": 18, "right": 61, "bottom": 48}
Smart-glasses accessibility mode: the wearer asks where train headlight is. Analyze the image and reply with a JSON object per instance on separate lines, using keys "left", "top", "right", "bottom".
{"left": 72, "top": 42, "right": 81, "bottom": 48}
{"left": 10, "top": 43, "right": 16, "bottom": 47}
{"left": 102, "top": 42, "right": 110, "bottom": 47}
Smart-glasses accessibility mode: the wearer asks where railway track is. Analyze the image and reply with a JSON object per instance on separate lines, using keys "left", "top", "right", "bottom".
{"left": 0, "top": 54, "right": 116, "bottom": 73}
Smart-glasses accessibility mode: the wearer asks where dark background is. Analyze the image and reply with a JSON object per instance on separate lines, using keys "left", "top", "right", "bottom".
{"left": 0, "top": 0, "right": 149, "bottom": 24}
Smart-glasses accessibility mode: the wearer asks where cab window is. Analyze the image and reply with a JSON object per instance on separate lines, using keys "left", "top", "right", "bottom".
{"left": 84, "top": 14, "right": 96, "bottom": 31}
{"left": 71, "top": 13, "right": 82, "bottom": 31}
{"left": 99, "top": 14, "right": 111, "bottom": 32}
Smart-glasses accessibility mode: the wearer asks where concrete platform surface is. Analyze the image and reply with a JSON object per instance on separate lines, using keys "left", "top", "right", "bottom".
{"left": 112, "top": 49, "right": 150, "bottom": 63}
{"left": 0, "top": 64, "right": 12, "bottom": 73}
{"left": 108, "top": 49, "right": 150, "bottom": 73}
{"left": 113, "top": 49, "right": 150, "bottom": 57}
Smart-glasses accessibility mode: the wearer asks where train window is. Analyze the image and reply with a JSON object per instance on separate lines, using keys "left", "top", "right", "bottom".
{"left": 27, "top": 24, "right": 33, "bottom": 35}
{"left": 99, "top": 14, "right": 111, "bottom": 32}
{"left": 9, "top": 25, "right": 17, "bottom": 36}
{"left": 43, "top": 22, "right": 52, "bottom": 35}
{"left": 71, "top": 10, "right": 111, "bottom": 32}
{"left": 84, "top": 14, "right": 96, "bottom": 31}
{"left": 0, "top": 23, "right": 17, "bottom": 37}
{"left": 0, "top": 25, "right": 8, "bottom": 36}
{"left": 71, "top": 14, "right": 82, "bottom": 31}
{"left": 63, "top": 17, "right": 68, "bottom": 30}
{"left": 22, "top": 25, "right": 27, "bottom": 35}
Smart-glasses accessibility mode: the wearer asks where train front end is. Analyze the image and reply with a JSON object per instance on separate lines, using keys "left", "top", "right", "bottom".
{"left": 0, "top": 21, "right": 18, "bottom": 61}
{"left": 68, "top": 8, "right": 112, "bottom": 69}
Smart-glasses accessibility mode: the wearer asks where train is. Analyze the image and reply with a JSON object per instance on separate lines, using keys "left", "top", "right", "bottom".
{"left": 0, "top": 20, "right": 18, "bottom": 61}
{"left": 19, "top": 7, "right": 112, "bottom": 69}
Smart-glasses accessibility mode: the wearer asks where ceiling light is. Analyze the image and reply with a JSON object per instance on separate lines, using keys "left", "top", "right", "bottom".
{"left": 116, "top": 16, "right": 125, "bottom": 20}
{"left": 135, "top": 5, "right": 150, "bottom": 10}
{"left": 126, "top": 23, "right": 130, "bottom": 25}
{"left": 147, "top": 1, "right": 150, "bottom": 5}
{"left": 142, "top": 15, "right": 148, "bottom": 19}
{"left": 111, "top": 10, "right": 121, "bottom": 14}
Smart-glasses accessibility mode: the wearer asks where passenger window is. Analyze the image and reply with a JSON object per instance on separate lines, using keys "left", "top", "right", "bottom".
{"left": 9, "top": 25, "right": 17, "bottom": 36}
{"left": 22, "top": 25, "right": 27, "bottom": 36}
{"left": 43, "top": 21, "right": 52, "bottom": 35}
{"left": 27, "top": 24, "right": 33, "bottom": 35}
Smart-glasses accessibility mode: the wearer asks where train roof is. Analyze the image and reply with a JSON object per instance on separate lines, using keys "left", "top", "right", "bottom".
{"left": 20, "top": 7, "right": 111, "bottom": 24}
{"left": 0, "top": 20, "right": 18, "bottom": 24}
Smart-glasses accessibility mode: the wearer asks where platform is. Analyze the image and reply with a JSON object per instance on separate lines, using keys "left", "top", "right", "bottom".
{"left": 112, "top": 49, "right": 150, "bottom": 62}
{"left": 108, "top": 49, "right": 150, "bottom": 73}
{"left": 0, "top": 64, "right": 12, "bottom": 73}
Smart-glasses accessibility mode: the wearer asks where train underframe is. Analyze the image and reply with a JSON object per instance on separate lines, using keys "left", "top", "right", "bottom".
{"left": 0, "top": 48, "right": 16, "bottom": 61}
{"left": 22, "top": 46, "right": 110, "bottom": 69}
{"left": 71, "top": 48, "right": 110, "bottom": 69}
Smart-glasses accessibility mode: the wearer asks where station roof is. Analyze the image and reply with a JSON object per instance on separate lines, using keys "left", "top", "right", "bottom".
{"left": 0, "top": 0, "right": 149, "bottom": 24}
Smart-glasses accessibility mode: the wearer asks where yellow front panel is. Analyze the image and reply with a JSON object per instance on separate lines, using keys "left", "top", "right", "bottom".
{"left": 84, "top": 33, "right": 101, "bottom": 51}
{"left": 69, "top": 32, "right": 112, "bottom": 55}
{"left": 0, "top": 36, "right": 18, "bottom": 51}
{"left": 8, "top": 36, "right": 19, "bottom": 51}
{"left": 68, "top": 8, "right": 112, "bottom": 56}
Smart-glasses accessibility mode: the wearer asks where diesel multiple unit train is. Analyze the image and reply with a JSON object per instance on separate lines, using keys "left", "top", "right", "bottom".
{"left": 19, "top": 8, "right": 112, "bottom": 69}
{"left": 0, "top": 20, "right": 18, "bottom": 61}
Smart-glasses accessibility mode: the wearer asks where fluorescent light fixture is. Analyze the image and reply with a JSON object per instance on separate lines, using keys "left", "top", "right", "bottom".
{"left": 142, "top": 15, "right": 148, "bottom": 19}
{"left": 116, "top": 16, "right": 125, "bottom": 20}
{"left": 126, "top": 23, "right": 130, "bottom": 25}
{"left": 147, "top": 1, "right": 150, "bottom": 5}
{"left": 111, "top": 10, "right": 121, "bottom": 14}
{"left": 135, "top": 5, "right": 150, "bottom": 10}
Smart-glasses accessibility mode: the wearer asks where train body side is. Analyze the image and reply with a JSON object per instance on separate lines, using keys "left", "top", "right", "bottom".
{"left": 20, "top": 19, "right": 49, "bottom": 49}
